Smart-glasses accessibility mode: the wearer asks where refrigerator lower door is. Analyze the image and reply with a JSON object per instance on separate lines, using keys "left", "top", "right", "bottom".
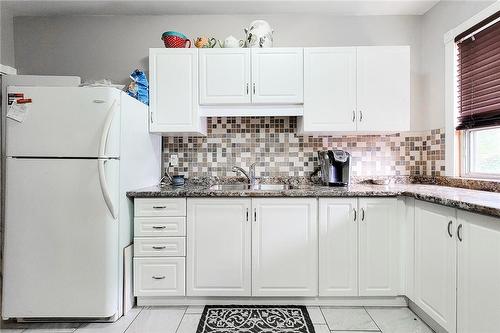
{"left": 2, "top": 158, "right": 119, "bottom": 319}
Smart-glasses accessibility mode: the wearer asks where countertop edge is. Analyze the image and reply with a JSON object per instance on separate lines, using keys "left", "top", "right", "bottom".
{"left": 126, "top": 187, "right": 500, "bottom": 219}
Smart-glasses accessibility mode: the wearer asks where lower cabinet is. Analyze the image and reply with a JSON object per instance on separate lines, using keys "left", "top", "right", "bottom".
{"left": 133, "top": 196, "right": 500, "bottom": 333}
{"left": 414, "top": 200, "right": 457, "bottom": 333}
{"left": 252, "top": 198, "right": 318, "bottom": 296}
{"left": 319, "top": 198, "right": 358, "bottom": 296}
{"left": 414, "top": 200, "right": 500, "bottom": 333}
{"left": 358, "top": 198, "right": 400, "bottom": 296}
{"left": 186, "top": 197, "right": 318, "bottom": 296}
{"left": 186, "top": 198, "right": 251, "bottom": 296}
{"left": 319, "top": 198, "right": 400, "bottom": 297}
{"left": 457, "top": 210, "right": 500, "bottom": 333}
{"left": 133, "top": 198, "right": 187, "bottom": 298}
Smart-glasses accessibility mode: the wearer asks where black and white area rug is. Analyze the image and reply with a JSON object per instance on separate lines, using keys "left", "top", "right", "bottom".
{"left": 196, "top": 305, "right": 315, "bottom": 333}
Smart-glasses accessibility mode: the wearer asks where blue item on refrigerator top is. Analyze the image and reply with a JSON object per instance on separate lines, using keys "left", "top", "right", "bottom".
{"left": 127, "top": 69, "right": 149, "bottom": 105}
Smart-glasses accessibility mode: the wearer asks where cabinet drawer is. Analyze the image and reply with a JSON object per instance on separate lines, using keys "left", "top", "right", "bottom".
{"left": 134, "top": 217, "right": 186, "bottom": 237}
{"left": 134, "top": 237, "right": 186, "bottom": 257}
{"left": 134, "top": 198, "right": 186, "bottom": 217}
{"left": 133, "top": 257, "right": 185, "bottom": 296}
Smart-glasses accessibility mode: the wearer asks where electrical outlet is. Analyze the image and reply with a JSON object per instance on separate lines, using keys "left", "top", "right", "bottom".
{"left": 170, "top": 155, "right": 179, "bottom": 167}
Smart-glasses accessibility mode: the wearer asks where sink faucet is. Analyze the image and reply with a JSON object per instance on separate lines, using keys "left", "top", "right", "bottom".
{"left": 232, "top": 162, "right": 257, "bottom": 186}
{"left": 160, "top": 163, "right": 173, "bottom": 186}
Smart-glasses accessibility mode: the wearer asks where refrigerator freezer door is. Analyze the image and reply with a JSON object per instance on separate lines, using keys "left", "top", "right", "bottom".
{"left": 2, "top": 158, "right": 119, "bottom": 319}
{"left": 6, "top": 86, "right": 120, "bottom": 158}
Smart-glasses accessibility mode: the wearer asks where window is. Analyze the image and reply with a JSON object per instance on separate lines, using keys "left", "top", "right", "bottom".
{"left": 463, "top": 126, "right": 500, "bottom": 178}
{"left": 456, "top": 11, "right": 500, "bottom": 178}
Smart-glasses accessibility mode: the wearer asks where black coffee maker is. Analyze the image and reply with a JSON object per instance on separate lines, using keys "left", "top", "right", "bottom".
{"left": 317, "top": 150, "right": 351, "bottom": 186}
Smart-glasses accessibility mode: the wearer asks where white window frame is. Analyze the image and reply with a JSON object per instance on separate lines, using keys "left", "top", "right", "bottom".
{"left": 444, "top": 1, "right": 500, "bottom": 178}
{"left": 461, "top": 126, "right": 500, "bottom": 180}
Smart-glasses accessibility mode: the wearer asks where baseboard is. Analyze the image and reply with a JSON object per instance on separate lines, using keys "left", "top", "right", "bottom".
{"left": 408, "top": 299, "right": 447, "bottom": 333}
{"left": 137, "top": 296, "right": 408, "bottom": 307}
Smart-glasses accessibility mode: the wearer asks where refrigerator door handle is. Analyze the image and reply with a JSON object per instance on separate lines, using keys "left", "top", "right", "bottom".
{"left": 98, "top": 159, "right": 117, "bottom": 219}
{"left": 98, "top": 99, "right": 118, "bottom": 157}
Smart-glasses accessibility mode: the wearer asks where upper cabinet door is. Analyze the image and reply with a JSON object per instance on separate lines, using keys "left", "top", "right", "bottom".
{"left": 303, "top": 48, "right": 357, "bottom": 133}
{"left": 414, "top": 200, "right": 456, "bottom": 333}
{"left": 252, "top": 198, "right": 317, "bottom": 296}
{"left": 199, "top": 49, "right": 251, "bottom": 105}
{"left": 358, "top": 198, "right": 400, "bottom": 297}
{"left": 149, "top": 48, "right": 206, "bottom": 136}
{"left": 251, "top": 48, "right": 304, "bottom": 104}
{"left": 457, "top": 211, "right": 500, "bottom": 333}
{"left": 187, "top": 198, "right": 251, "bottom": 296}
{"left": 356, "top": 46, "right": 410, "bottom": 132}
{"left": 319, "top": 198, "right": 358, "bottom": 296}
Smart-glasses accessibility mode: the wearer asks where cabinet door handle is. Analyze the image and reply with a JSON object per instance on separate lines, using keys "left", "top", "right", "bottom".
{"left": 246, "top": 83, "right": 249, "bottom": 95}
{"left": 246, "top": 208, "right": 249, "bottom": 222}
{"left": 153, "top": 206, "right": 166, "bottom": 209}
{"left": 361, "top": 208, "right": 365, "bottom": 221}
{"left": 353, "top": 208, "right": 357, "bottom": 221}
{"left": 352, "top": 110, "right": 356, "bottom": 122}
{"left": 152, "top": 225, "right": 166, "bottom": 230}
{"left": 457, "top": 224, "right": 463, "bottom": 242}
{"left": 152, "top": 275, "right": 166, "bottom": 280}
{"left": 152, "top": 245, "right": 166, "bottom": 250}
{"left": 359, "top": 110, "right": 363, "bottom": 122}
{"left": 253, "top": 83, "right": 256, "bottom": 95}
{"left": 254, "top": 208, "right": 257, "bottom": 222}
{"left": 150, "top": 112, "right": 153, "bottom": 124}
{"left": 447, "top": 221, "right": 453, "bottom": 238}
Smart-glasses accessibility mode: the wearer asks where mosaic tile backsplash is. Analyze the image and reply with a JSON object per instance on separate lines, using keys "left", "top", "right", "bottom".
{"left": 163, "top": 117, "right": 445, "bottom": 178}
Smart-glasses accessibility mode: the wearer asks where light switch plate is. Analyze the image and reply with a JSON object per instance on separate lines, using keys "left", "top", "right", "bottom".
{"left": 170, "top": 155, "right": 179, "bottom": 166}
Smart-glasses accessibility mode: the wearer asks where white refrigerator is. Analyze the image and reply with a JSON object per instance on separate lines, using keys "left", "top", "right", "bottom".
{"left": 2, "top": 85, "right": 161, "bottom": 320}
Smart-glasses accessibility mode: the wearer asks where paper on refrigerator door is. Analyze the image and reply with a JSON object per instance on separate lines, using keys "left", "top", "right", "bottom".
{"left": 7, "top": 100, "right": 30, "bottom": 123}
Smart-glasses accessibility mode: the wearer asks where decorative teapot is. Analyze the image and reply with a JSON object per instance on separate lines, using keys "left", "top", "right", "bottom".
{"left": 194, "top": 37, "right": 216, "bottom": 48}
{"left": 218, "top": 35, "right": 244, "bottom": 48}
{"left": 244, "top": 20, "right": 274, "bottom": 48}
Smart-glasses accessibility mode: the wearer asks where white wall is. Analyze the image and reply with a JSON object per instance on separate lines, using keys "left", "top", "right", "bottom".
{"left": 419, "top": 0, "right": 494, "bottom": 130}
{"left": 13, "top": 14, "right": 423, "bottom": 128}
{"left": 0, "top": 3, "right": 15, "bottom": 68}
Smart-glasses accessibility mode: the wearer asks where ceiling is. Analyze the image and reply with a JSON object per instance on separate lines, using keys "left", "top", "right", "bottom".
{"left": 1, "top": 0, "right": 441, "bottom": 16}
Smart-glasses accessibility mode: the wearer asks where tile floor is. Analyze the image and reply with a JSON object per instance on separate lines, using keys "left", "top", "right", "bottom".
{"left": 0, "top": 306, "right": 434, "bottom": 333}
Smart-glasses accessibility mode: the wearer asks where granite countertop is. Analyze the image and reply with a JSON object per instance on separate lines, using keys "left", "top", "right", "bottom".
{"left": 127, "top": 183, "right": 500, "bottom": 218}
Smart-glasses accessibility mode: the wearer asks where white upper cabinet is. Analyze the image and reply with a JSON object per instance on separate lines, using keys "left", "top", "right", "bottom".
{"left": 356, "top": 46, "right": 410, "bottom": 132}
{"left": 186, "top": 198, "right": 251, "bottom": 296}
{"left": 199, "top": 49, "right": 251, "bottom": 105}
{"left": 149, "top": 48, "right": 206, "bottom": 136}
{"left": 150, "top": 46, "right": 410, "bottom": 132}
{"left": 300, "top": 46, "right": 410, "bottom": 134}
{"left": 252, "top": 198, "right": 317, "bottom": 296}
{"left": 414, "top": 201, "right": 456, "bottom": 333}
{"left": 457, "top": 211, "right": 500, "bottom": 333}
{"left": 358, "top": 198, "right": 400, "bottom": 296}
{"left": 302, "top": 48, "right": 357, "bottom": 133}
{"left": 319, "top": 198, "right": 358, "bottom": 296}
{"left": 251, "top": 48, "right": 304, "bottom": 104}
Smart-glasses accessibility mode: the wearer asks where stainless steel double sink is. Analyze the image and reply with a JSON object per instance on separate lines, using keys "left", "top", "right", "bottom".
{"left": 209, "top": 184, "right": 290, "bottom": 191}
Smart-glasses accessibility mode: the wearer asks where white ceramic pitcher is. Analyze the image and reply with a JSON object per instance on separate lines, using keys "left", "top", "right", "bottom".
{"left": 244, "top": 20, "right": 274, "bottom": 48}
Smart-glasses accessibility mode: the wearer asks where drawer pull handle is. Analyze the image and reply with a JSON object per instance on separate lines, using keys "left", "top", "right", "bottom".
{"left": 153, "top": 206, "right": 167, "bottom": 209}
{"left": 152, "top": 245, "right": 166, "bottom": 250}
{"left": 152, "top": 275, "right": 166, "bottom": 280}
{"left": 152, "top": 225, "right": 166, "bottom": 229}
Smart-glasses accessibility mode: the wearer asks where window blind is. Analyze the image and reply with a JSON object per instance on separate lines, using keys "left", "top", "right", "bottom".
{"left": 456, "top": 11, "right": 500, "bottom": 130}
